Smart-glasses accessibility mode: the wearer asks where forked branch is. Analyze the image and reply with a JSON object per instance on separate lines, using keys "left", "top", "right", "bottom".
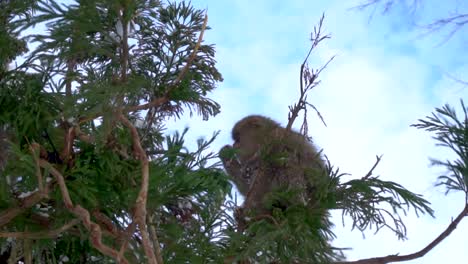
{"left": 287, "top": 13, "right": 333, "bottom": 132}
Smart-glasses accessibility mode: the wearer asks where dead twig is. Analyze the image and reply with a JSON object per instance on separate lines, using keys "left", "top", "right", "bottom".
{"left": 287, "top": 13, "right": 333, "bottom": 132}
{"left": 363, "top": 155, "right": 383, "bottom": 179}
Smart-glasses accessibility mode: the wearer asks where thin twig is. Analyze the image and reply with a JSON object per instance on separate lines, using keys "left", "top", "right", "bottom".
{"left": 363, "top": 155, "right": 383, "bottom": 179}
{"left": 287, "top": 13, "right": 332, "bottom": 131}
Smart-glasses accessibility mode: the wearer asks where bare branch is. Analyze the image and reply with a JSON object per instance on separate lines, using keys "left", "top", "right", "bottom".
{"left": 444, "top": 71, "right": 468, "bottom": 87}
{"left": 336, "top": 204, "right": 468, "bottom": 264}
{"left": 354, "top": 0, "right": 467, "bottom": 44}
{"left": 352, "top": 0, "right": 421, "bottom": 15}
{"left": 287, "top": 13, "right": 332, "bottom": 131}
{"left": 422, "top": 13, "right": 468, "bottom": 44}
{"left": 363, "top": 155, "right": 383, "bottom": 179}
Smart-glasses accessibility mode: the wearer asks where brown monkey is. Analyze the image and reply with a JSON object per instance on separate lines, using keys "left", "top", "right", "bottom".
{"left": 220, "top": 115, "right": 327, "bottom": 219}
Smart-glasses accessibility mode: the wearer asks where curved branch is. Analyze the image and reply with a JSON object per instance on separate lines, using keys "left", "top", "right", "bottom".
{"left": 336, "top": 204, "right": 468, "bottom": 264}
{"left": 39, "top": 160, "right": 129, "bottom": 264}
{"left": 119, "top": 114, "right": 161, "bottom": 264}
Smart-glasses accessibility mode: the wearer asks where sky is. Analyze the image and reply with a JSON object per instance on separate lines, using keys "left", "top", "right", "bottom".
{"left": 164, "top": 0, "right": 468, "bottom": 263}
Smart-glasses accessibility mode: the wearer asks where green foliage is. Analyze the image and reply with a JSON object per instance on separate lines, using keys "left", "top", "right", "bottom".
{"left": 412, "top": 100, "right": 468, "bottom": 195}
{"left": 0, "top": 0, "right": 228, "bottom": 262}
{"left": 226, "top": 211, "right": 340, "bottom": 263}
{"left": 336, "top": 169, "right": 434, "bottom": 239}
{"left": 0, "top": 0, "right": 34, "bottom": 72}
{"left": 0, "top": 72, "right": 60, "bottom": 146}
{"left": 224, "top": 192, "right": 343, "bottom": 263}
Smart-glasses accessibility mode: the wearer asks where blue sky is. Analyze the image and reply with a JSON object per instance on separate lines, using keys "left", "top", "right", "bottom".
{"left": 166, "top": 0, "right": 468, "bottom": 263}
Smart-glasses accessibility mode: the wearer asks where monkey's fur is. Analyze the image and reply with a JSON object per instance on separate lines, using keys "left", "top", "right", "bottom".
{"left": 220, "top": 115, "right": 327, "bottom": 221}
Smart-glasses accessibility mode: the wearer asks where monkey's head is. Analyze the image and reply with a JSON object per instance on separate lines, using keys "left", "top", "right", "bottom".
{"left": 231, "top": 115, "right": 280, "bottom": 163}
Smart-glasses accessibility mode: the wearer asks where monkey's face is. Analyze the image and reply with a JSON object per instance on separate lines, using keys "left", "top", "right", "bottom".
{"left": 232, "top": 127, "right": 262, "bottom": 163}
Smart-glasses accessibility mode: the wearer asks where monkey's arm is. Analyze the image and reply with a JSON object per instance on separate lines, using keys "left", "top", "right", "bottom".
{"left": 219, "top": 145, "right": 251, "bottom": 196}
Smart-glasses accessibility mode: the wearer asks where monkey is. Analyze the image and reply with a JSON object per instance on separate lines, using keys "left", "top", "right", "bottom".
{"left": 219, "top": 115, "right": 328, "bottom": 225}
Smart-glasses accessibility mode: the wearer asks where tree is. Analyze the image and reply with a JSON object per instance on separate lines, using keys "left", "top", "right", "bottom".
{"left": 1, "top": 1, "right": 228, "bottom": 263}
{"left": 0, "top": 1, "right": 463, "bottom": 263}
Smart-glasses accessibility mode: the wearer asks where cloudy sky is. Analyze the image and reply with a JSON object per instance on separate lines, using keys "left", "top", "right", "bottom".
{"left": 164, "top": 0, "right": 468, "bottom": 263}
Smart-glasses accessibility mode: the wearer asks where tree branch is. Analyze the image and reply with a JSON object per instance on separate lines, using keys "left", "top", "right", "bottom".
{"left": 287, "top": 13, "right": 331, "bottom": 131}
{"left": 0, "top": 219, "right": 80, "bottom": 239}
{"left": 119, "top": 114, "right": 161, "bottom": 264}
{"left": 38, "top": 159, "right": 129, "bottom": 264}
{"left": 0, "top": 180, "right": 54, "bottom": 227}
{"left": 336, "top": 204, "right": 468, "bottom": 264}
